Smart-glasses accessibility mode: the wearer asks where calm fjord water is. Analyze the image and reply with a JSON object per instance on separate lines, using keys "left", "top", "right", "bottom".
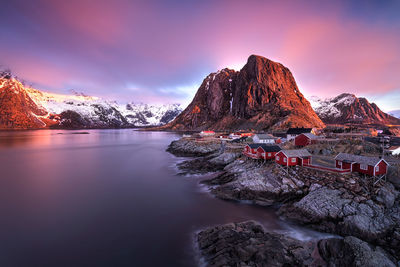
{"left": 0, "top": 130, "right": 318, "bottom": 266}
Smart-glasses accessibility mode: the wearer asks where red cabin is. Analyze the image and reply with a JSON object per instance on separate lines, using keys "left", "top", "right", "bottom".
{"left": 294, "top": 133, "right": 320, "bottom": 147}
{"left": 243, "top": 144, "right": 259, "bottom": 159}
{"left": 244, "top": 144, "right": 281, "bottom": 160}
{"left": 335, "top": 153, "right": 389, "bottom": 176}
{"left": 275, "top": 149, "right": 312, "bottom": 166}
{"left": 256, "top": 144, "right": 281, "bottom": 160}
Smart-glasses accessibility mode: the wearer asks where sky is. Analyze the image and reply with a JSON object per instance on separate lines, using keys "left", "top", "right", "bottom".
{"left": 0, "top": 0, "right": 400, "bottom": 111}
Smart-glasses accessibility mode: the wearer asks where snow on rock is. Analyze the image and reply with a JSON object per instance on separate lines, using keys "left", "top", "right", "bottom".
{"left": 310, "top": 93, "right": 400, "bottom": 125}
{"left": 24, "top": 86, "right": 183, "bottom": 127}
{"left": 311, "top": 93, "right": 356, "bottom": 119}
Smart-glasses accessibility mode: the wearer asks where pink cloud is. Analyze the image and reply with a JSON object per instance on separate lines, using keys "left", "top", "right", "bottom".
{"left": 1, "top": 0, "right": 399, "bottom": 109}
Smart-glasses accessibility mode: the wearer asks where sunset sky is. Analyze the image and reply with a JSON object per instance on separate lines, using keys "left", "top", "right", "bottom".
{"left": 1, "top": 0, "right": 399, "bottom": 111}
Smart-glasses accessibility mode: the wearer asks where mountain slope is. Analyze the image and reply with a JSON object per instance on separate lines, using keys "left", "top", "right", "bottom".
{"left": 0, "top": 77, "right": 182, "bottom": 129}
{"left": 0, "top": 79, "right": 57, "bottom": 129}
{"left": 165, "top": 55, "right": 324, "bottom": 131}
{"left": 312, "top": 93, "right": 400, "bottom": 125}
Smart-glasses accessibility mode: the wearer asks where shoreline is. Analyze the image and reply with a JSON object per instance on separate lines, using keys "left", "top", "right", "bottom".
{"left": 168, "top": 137, "right": 400, "bottom": 266}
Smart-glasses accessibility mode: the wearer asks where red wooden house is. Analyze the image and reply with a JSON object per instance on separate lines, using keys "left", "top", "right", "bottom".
{"left": 257, "top": 144, "right": 281, "bottom": 160}
{"left": 243, "top": 144, "right": 281, "bottom": 160}
{"left": 275, "top": 149, "right": 312, "bottom": 166}
{"left": 335, "top": 153, "right": 389, "bottom": 176}
{"left": 294, "top": 133, "right": 320, "bottom": 147}
{"left": 243, "top": 143, "right": 260, "bottom": 159}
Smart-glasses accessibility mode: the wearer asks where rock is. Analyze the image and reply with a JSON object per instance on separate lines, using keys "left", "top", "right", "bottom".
{"left": 318, "top": 236, "right": 397, "bottom": 267}
{"left": 280, "top": 186, "right": 400, "bottom": 261}
{"left": 166, "top": 139, "right": 220, "bottom": 157}
{"left": 209, "top": 152, "right": 241, "bottom": 165}
{"left": 375, "top": 183, "right": 398, "bottom": 209}
{"left": 281, "top": 188, "right": 351, "bottom": 226}
{"left": 176, "top": 157, "right": 225, "bottom": 175}
{"left": 309, "top": 183, "right": 323, "bottom": 192}
{"left": 197, "top": 221, "right": 323, "bottom": 267}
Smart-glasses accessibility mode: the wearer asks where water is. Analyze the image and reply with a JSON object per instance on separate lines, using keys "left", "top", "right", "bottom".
{"left": 0, "top": 129, "right": 323, "bottom": 266}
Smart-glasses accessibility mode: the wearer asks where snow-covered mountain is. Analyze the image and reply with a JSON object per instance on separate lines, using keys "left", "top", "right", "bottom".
{"left": 0, "top": 77, "right": 183, "bottom": 129}
{"left": 310, "top": 93, "right": 400, "bottom": 125}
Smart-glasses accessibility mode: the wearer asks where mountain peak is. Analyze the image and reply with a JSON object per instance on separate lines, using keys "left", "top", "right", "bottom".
{"left": 314, "top": 93, "right": 400, "bottom": 125}
{"left": 165, "top": 55, "right": 324, "bottom": 131}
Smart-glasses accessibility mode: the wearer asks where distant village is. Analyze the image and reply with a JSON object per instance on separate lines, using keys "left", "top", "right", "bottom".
{"left": 181, "top": 126, "right": 400, "bottom": 184}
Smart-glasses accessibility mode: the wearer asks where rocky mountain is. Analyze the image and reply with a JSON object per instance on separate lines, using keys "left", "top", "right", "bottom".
{"left": 311, "top": 93, "right": 400, "bottom": 125}
{"left": 0, "top": 77, "right": 182, "bottom": 129}
{"left": 164, "top": 55, "right": 325, "bottom": 131}
{"left": 0, "top": 78, "right": 58, "bottom": 128}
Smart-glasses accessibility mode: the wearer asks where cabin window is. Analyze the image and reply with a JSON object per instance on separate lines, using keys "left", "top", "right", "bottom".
{"left": 376, "top": 166, "right": 379, "bottom": 172}
{"left": 338, "top": 161, "right": 342, "bottom": 167}
{"left": 283, "top": 158, "right": 287, "bottom": 163}
{"left": 291, "top": 158, "right": 296, "bottom": 163}
{"left": 360, "top": 164, "right": 368, "bottom": 170}
{"left": 268, "top": 153, "right": 271, "bottom": 157}
{"left": 276, "top": 156, "right": 280, "bottom": 161}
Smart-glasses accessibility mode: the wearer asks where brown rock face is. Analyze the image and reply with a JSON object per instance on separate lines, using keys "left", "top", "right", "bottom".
{"left": 0, "top": 78, "right": 53, "bottom": 129}
{"left": 166, "top": 55, "right": 325, "bottom": 131}
{"left": 165, "top": 68, "right": 239, "bottom": 130}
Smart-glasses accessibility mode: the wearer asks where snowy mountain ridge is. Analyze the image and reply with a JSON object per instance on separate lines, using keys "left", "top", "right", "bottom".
{"left": 309, "top": 93, "right": 356, "bottom": 118}
{"left": 309, "top": 93, "right": 400, "bottom": 125}
{"left": 26, "top": 86, "right": 183, "bottom": 127}
{"left": 0, "top": 77, "right": 183, "bottom": 129}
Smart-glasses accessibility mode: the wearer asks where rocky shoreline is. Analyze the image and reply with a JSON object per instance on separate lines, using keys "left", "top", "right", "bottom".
{"left": 167, "top": 138, "right": 400, "bottom": 266}
{"left": 197, "top": 221, "right": 397, "bottom": 267}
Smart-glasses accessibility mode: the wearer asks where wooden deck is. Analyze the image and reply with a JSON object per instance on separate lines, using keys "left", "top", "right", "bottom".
{"left": 304, "top": 164, "right": 351, "bottom": 173}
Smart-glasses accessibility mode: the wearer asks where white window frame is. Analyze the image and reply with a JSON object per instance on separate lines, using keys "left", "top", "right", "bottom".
{"left": 291, "top": 158, "right": 296, "bottom": 163}
{"left": 283, "top": 157, "right": 287, "bottom": 163}
{"left": 376, "top": 165, "right": 379, "bottom": 172}
{"left": 338, "top": 161, "right": 342, "bottom": 167}
{"left": 268, "top": 153, "right": 271, "bottom": 157}
{"left": 360, "top": 164, "right": 368, "bottom": 170}
{"left": 276, "top": 156, "right": 280, "bottom": 161}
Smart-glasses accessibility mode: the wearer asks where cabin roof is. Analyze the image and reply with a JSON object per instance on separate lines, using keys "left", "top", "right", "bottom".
{"left": 247, "top": 143, "right": 281, "bottom": 152}
{"left": 254, "top": 133, "right": 275, "bottom": 139}
{"left": 335, "top": 153, "right": 388, "bottom": 166}
{"left": 300, "top": 133, "right": 319, "bottom": 140}
{"left": 287, "top": 128, "right": 312, "bottom": 135}
{"left": 279, "top": 149, "right": 311, "bottom": 158}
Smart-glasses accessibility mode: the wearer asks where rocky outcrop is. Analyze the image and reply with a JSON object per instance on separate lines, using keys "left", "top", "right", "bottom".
{"left": 197, "top": 221, "right": 397, "bottom": 267}
{"left": 318, "top": 236, "right": 397, "bottom": 267}
{"left": 0, "top": 78, "right": 58, "bottom": 129}
{"left": 280, "top": 186, "right": 400, "bottom": 259}
{"left": 197, "top": 221, "right": 323, "bottom": 267}
{"left": 165, "top": 55, "right": 324, "bottom": 131}
{"left": 205, "top": 160, "right": 305, "bottom": 206}
{"left": 312, "top": 93, "right": 400, "bottom": 125}
{"left": 166, "top": 138, "right": 221, "bottom": 157}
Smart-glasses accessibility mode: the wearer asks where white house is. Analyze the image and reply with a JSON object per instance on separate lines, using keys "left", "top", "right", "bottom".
{"left": 253, "top": 134, "right": 276, "bottom": 144}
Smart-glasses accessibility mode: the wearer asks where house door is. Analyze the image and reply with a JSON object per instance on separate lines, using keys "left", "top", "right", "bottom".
{"left": 299, "top": 158, "right": 303, "bottom": 166}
